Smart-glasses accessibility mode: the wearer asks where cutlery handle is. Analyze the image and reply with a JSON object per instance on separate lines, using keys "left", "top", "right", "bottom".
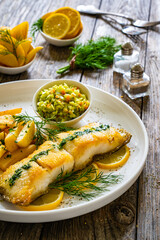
{"left": 77, "top": 5, "right": 133, "bottom": 22}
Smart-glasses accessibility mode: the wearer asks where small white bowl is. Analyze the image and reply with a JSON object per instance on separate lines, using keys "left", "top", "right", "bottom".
{"left": 0, "top": 56, "right": 35, "bottom": 75}
{"left": 40, "top": 26, "right": 83, "bottom": 47}
{"left": 32, "top": 79, "right": 92, "bottom": 127}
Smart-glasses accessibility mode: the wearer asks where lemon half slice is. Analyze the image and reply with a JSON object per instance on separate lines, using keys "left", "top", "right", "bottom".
{"left": 96, "top": 145, "right": 130, "bottom": 169}
{"left": 20, "top": 189, "right": 64, "bottom": 211}
{"left": 54, "top": 7, "right": 81, "bottom": 38}
{"left": 43, "top": 13, "right": 71, "bottom": 39}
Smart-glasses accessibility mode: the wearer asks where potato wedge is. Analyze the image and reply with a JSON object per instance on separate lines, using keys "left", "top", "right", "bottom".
{"left": 0, "top": 144, "right": 36, "bottom": 171}
{"left": 16, "top": 121, "right": 35, "bottom": 148}
{"left": 0, "top": 45, "right": 19, "bottom": 67}
{"left": 0, "top": 115, "right": 15, "bottom": 130}
{"left": 10, "top": 21, "right": 29, "bottom": 40}
{"left": 25, "top": 46, "right": 43, "bottom": 64}
{"left": 0, "top": 108, "right": 22, "bottom": 116}
{"left": 0, "top": 144, "right": 7, "bottom": 158}
{"left": 5, "top": 124, "right": 23, "bottom": 152}
{"left": 20, "top": 38, "right": 32, "bottom": 56}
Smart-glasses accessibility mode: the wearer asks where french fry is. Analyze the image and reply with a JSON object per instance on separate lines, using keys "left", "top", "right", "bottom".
{"left": 16, "top": 121, "right": 35, "bottom": 148}
{"left": 5, "top": 124, "right": 23, "bottom": 152}
{"left": 0, "top": 144, "right": 36, "bottom": 171}
{"left": 0, "top": 108, "right": 22, "bottom": 116}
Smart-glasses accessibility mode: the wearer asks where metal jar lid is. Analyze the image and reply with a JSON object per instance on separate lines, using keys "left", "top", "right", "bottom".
{"left": 131, "top": 63, "right": 144, "bottom": 79}
{"left": 121, "top": 42, "right": 133, "bottom": 55}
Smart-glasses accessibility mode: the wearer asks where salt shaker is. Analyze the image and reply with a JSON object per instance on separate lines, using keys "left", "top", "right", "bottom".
{"left": 122, "top": 63, "right": 150, "bottom": 99}
{"left": 113, "top": 42, "right": 139, "bottom": 74}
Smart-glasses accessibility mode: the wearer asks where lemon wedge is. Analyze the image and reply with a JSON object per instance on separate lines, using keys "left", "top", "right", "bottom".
{"left": 96, "top": 145, "right": 130, "bottom": 169}
{"left": 20, "top": 189, "right": 64, "bottom": 211}
{"left": 43, "top": 13, "right": 71, "bottom": 39}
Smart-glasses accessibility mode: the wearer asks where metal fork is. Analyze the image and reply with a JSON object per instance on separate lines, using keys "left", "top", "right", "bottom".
{"left": 102, "top": 16, "right": 147, "bottom": 42}
{"left": 77, "top": 5, "right": 160, "bottom": 28}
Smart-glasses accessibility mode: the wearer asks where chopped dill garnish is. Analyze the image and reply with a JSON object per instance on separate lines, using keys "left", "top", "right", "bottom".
{"left": 49, "top": 165, "right": 122, "bottom": 200}
{"left": 58, "top": 124, "right": 110, "bottom": 149}
{"left": 57, "top": 36, "right": 121, "bottom": 74}
{"left": 31, "top": 18, "right": 44, "bottom": 40}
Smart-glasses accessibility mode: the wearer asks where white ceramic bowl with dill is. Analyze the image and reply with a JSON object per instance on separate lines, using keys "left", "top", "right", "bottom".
{"left": 32, "top": 79, "right": 92, "bottom": 127}
{"left": 0, "top": 55, "right": 36, "bottom": 75}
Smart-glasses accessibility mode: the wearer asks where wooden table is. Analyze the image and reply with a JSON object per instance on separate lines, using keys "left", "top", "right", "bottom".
{"left": 0, "top": 0, "right": 159, "bottom": 239}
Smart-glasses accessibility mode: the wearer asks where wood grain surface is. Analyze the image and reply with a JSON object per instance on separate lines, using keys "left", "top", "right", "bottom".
{"left": 0, "top": 0, "right": 159, "bottom": 239}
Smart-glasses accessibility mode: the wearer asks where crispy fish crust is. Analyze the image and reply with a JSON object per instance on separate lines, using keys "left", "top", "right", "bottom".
{"left": 0, "top": 123, "right": 131, "bottom": 205}
{"left": 56, "top": 123, "right": 131, "bottom": 171}
{"left": 0, "top": 141, "right": 74, "bottom": 205}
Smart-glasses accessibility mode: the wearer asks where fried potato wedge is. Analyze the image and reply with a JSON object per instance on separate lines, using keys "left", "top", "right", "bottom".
{"left": 0, "top": 144, "right": 36, "bottom": 171}
{"left": 0, "top": 115, "right": 15, "bottom": 130}
{"left": 10, "top": 21, "right": 29, "bottom": 40}
{"left": 0, "top": 144, "right": 7, "bottom": 158}
{"left": 16, "top": 121, "right": 35, "bottom": 148}
{"left": 0, "top": 131, "right": 5, "bottom": 141}
{"left": 25, "top": 46, "right": 43, "bottom": 64}
{"left": 5, "top": 124, "right": 23, "bottom": 152}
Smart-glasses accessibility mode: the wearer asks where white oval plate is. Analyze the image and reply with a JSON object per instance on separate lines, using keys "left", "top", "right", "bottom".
{"left": 0, "top": 79, "right": 148, "bottom": 223}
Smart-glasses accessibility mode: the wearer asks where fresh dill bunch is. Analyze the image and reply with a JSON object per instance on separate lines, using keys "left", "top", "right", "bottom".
{"left": 30, "top": 18, "right": 43, "bottom": 40}
{"left": 57, "top": 36, "right": 121, "bottom": 74}
{"left": 49, "top": 165, "right": 122, "bottom": 200}
{"left": 13, "top": 113, "right": 73, "bottom": 146}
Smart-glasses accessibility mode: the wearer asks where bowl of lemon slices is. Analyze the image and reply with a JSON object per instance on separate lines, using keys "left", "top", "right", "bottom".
{"left": 33, "top": 7, "right": 83, "bottom": 47}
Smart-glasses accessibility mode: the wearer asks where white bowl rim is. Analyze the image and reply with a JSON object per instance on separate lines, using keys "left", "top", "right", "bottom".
{"left": 32, "top": 79, "right": 92, "bottom": 125}
{"left": 40, "top": 24, "right": 83, "bottom": 43}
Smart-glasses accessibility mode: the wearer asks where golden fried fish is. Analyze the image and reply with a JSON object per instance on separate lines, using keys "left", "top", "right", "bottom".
{"left": 0, "top": 123, "right": 131, "bottom": 205}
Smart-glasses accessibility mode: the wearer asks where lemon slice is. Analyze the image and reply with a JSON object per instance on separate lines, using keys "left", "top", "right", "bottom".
{"left": 43, "top": 13, "right": 71, "bottom": 39}
{"left": 54, "top": 7, "right": 81, "bottom": 39}
{"left": 20, "top": 189, "right": 64, "bottom": 211}
{"left": 96, "top": 145, "right": 130, "bottom": 169}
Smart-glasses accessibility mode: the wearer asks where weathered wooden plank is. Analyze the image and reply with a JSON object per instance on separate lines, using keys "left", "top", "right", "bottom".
{"left": 0, "top": 0, "right": 158, "bottom": 240}
{"left": 136, "top": 0, "right": 160, "bottom": 239}
{"left": 80, "top": 0, "right": 151, "bottom": 240}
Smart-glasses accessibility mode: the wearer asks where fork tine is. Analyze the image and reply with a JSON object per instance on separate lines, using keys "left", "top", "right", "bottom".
{"left": 125, "top": 34, "right": 143, "bottom": 43}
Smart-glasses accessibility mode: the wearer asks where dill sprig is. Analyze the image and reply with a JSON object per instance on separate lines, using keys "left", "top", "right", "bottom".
{"left": 49, "top": 165, "right": 122, "bottom": 200}
{"left": 13, "top": 113, "right": 73, "bottom": 146}
{"left": 31, "top": 18, "right": 43, "bottom": 40}
{"left": 0, "top": 29, "right": 28, "bottom": 57}
{"left": 57, "top": 36, "right": 121, "bottom": 74}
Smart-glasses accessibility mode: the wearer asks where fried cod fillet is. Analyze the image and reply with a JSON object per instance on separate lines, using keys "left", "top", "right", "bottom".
{"left": 0, "top": 123, "right": 131, "bottom": 205}
{"left": 56, "top": 123, "right": 131, "bottom": 171}
{"left": 0, "top": 141, "right": 74, "bottom": 205}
